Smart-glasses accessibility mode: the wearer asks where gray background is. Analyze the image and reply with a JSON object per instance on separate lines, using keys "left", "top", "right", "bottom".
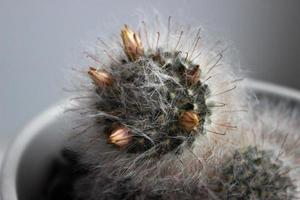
{"left": 0, "top": 0, "right": 300, "bottom": 151}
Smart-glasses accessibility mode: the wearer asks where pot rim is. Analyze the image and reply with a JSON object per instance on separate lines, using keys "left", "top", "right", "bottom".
{"left": 0, "top": 99, "right": 66, "bottom": 200}
{"left": 1, "top": 79, "right": 300, "bottom": 200}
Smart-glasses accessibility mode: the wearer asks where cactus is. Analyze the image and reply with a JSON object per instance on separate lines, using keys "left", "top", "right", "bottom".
{"left": 47, "top": 17, "right": 300, "bottom": 200}
{"left": 213, "top": 146, "right": 295, "bottom": 199}
{"left": 87, "top": 27, "right": 213, "bottom": 155}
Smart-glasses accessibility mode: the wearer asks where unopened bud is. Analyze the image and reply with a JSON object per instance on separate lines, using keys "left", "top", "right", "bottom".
{"left": 186, "top": 65, "right": 200, "bottom": 85}
{"left": 88, "top": 67, "right": 113, "bottom": 87}
{"left": 108, "top": 126, "right": 132, "bottom": 147}
{"left": 179, "top": 111, "right": 200, "bottom": 131}
{"left": 121, "top": 25, "right": 144, "bottom": 61}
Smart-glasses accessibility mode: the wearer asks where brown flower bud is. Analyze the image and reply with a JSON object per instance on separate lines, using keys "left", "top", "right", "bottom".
{"left": 121, "top": 25, "right": 144, "bottom": 61}
{"left": 108, "top": 126, "right": 132, "bottom": 147}
{"left": 186, "top": 65, "right": 200, "bottom": 85}
{"left": 88, "top": 67, "right": 113, "bottom": 87}
{"left": 179, "top": 111, "right": 200, "bottom": 131}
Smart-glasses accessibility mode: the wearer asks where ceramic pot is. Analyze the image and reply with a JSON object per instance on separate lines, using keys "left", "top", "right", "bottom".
{"left": 1, "top": 80, "right": 300, "bottom": 200}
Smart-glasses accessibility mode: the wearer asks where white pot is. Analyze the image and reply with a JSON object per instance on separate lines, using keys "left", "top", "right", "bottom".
{"left": 1, "top": 79, "right": 300, "bottom": 200}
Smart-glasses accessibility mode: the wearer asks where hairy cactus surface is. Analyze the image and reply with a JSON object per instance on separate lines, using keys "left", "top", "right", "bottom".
{"left": 47, "top": 17, "right": 300, "bottom": 200}
{"left": 214, "top": 146, "right": 295, "bottom": 199}
{"left": 87, "top": 30, "right": 212, "bottom": 154}
{"left": 81, "top": 23, "right": 239, "bottom": 156}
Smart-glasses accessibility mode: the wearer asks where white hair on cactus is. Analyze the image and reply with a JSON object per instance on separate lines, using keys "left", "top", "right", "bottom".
{"left": 239, "top": 98, "right": 300, "bottom": 197}
{"left": 63, "top": 16, "right": 254, "bottom": 200}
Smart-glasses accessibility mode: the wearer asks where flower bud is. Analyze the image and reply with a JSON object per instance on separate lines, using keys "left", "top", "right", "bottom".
{"left": 121, "top": 25, "right": 144, "bottom": 61}
{"left": 179, "top": 111, "right": 200, "bottom": 131}
{"left": 88, "top": 67, "right": 113, "bottom": 87}
{"left": 108, "top": 126, "right": 132, "bottom": 147}
{"left": 186, "top": 65, "right": 200, "bottom": 85}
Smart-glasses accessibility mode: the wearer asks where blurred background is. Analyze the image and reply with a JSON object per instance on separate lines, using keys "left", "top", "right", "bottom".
{"left": 0, "top": 0, "right": 299, "bottom": 154}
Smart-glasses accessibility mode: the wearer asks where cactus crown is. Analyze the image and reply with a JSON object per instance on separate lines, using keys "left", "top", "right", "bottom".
{"left": 88, "top": 24, "right": 212, "bottom": 155}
